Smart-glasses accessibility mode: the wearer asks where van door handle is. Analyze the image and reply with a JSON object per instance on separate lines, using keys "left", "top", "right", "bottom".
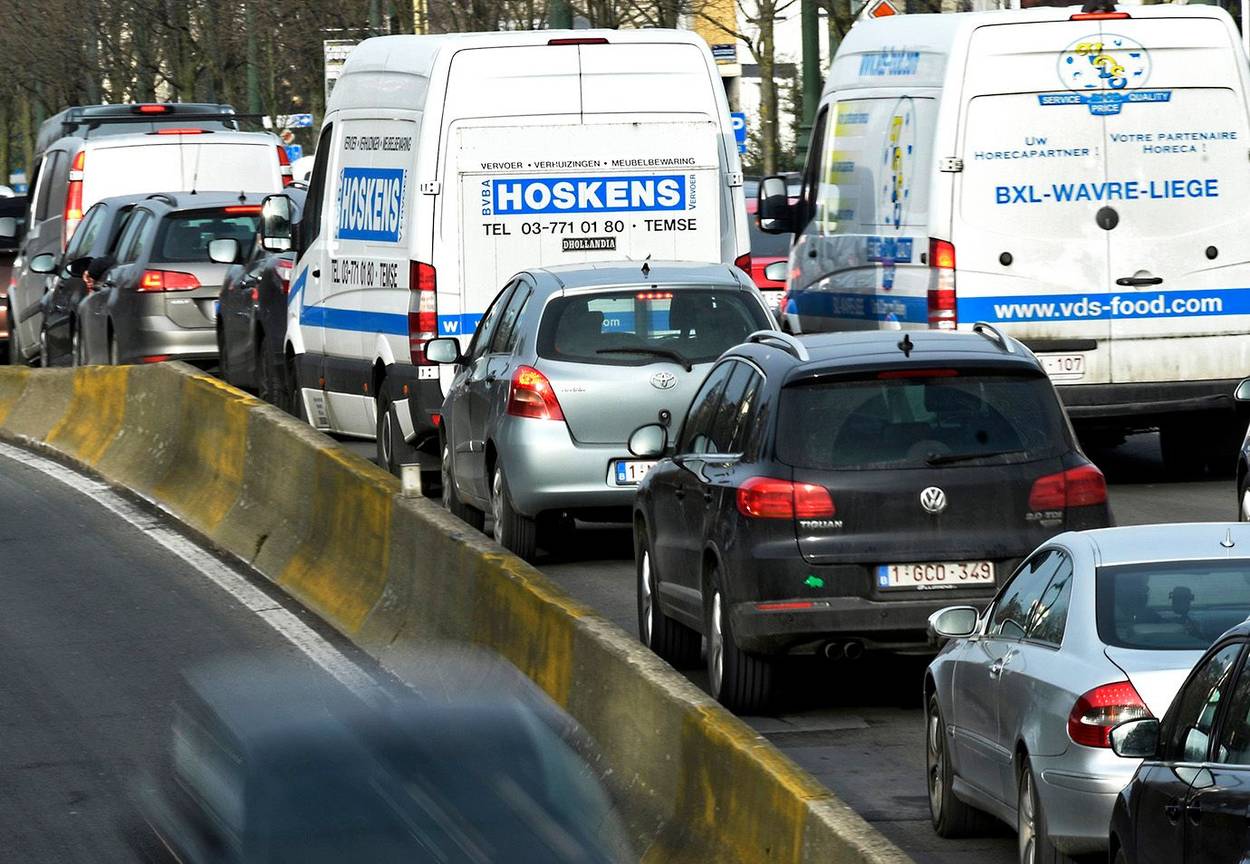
{"left": 312, "top": 268, "right": 321, "bottom": 278}
{"left": 1115, "top": 276, "right": 1163, "bottom": 287}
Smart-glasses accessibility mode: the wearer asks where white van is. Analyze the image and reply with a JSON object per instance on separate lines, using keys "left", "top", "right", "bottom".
{"left": 757, "top": 5, "right": 1250, "bottom": 469}
{"left": 263, "top": 29, "right": 750, "bottom": 474}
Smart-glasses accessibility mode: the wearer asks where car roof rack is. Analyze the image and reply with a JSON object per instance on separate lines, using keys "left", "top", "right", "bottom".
{"left": 145, "top": 193, "right": 178, "bottom": 206}
{"left": 971, "top": 321, "right": 1016, "bottom": 354}
{"left": 745, "top": 330, "right": 810, "bottom": 362}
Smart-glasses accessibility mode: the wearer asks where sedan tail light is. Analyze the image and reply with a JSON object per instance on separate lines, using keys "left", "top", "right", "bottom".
{"left": 736, "top": 477, "right": 835, "bottom": 519}
{"left": 1068, "top": 681, "right": 1150, "bottom": 748}
{"left": 506, "top": 366, "right": 564, "bottom": 421}
{"left": 138, "top": 270, "right": 200, "bottom": 292}
{"left": 1029, "top": 464, "right": 1107, "bottom": 511}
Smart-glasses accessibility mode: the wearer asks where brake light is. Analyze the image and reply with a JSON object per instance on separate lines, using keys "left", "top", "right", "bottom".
{"left": 152, "top": 128, "right": 207, "bottom": 135}
{"left": 275, "top": 259, "right": 294, "bottom": 294}
{"left": 548, "top": 37, "right": 609, "bottom": 45}
{"left": 136, "top": 104, "right": 172, "bottom": 114}
{"left": 1028, "top": 464, "right": 1107, "bottom": 511}
{"left": 63, "top": 150, "right": 86, "bottom": 248}
{"left": 1068, "top": 681, "right": 1150, "bottom": 748}
{"left": 737, "top": 477, "right": 835, "bottom": 519}
{"left": 1070, "top": 11, "right": 1130, "bottom": 19}
{"left": 734, "top": 252, "right": 752, "bottom": 273}
{"left": 928, "top": 238, "right": 957, "bottom": 330}
{"left": 275, "top": 145, "right": 293, "bottom": 187}
{"left": 757, "top": 601, "right": 816, "bottom": 612}
{"left": 636, "top": 291, "right": 673, "bottom": 301}
{"left": 141, "top": 354, "right": 172, "bottom": 363}
{"left": 507, "top": 365, "right": 565, "bottom": 421}
{"left": 138, "top": 270, "right": 200, "bottom": 292}
{"left": 408, "top": 261, "right": 437, "bottom": 365}
{"left": 223, "top": 205, "right": 262, "bottom": 214}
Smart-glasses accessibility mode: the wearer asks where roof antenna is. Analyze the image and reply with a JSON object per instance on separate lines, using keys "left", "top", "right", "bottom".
{"left": 898, "top": 333, "right": 914, "bottom": 357}
{"left": 238, "top": 190, "right": 247, "bottom": 203}
{"left": 1222, "top": 528, "right": 1236, "bottom": 549}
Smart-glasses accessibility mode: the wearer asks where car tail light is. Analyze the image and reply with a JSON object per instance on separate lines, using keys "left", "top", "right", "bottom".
{"left": 224, "top": 205, "right": 262, "bottom": 214}
{"left": 136, "top": 104, "right": 172, "bottom": 114}
{"left": 138, "top": 270, "right": 200, "bottom": 292}
{"left": 506, "top": 365, "right": 565, "bottom": 421}
{"left": 408, "top": 261, "right": 437, "bottom": 365}
{"left": 1028, "top": 464, "right": 1107, "bottom": 511}
{"left": 276, "top": 145, "right": 293, "bottom": 187}
{"left": 142, "top": 354, "right": 172, "bottom": 363}
{"left": 734, "top": 252, "right": 752, "bottom": 273}
{"left": 1068, "top": 681, "right": 1150, "bottom": 748}
{"left": 636, "top": 291, "right": 672, "bottom": 300}
{"left": 928, "top": 238, "right": 956, "bottom": 330}
{"left": 276, "top": 259, "right": 294, "bottom": 294}
{"left": 152, "top": 128, "right": 207, "bottom": 135}
{"left": 737, "top": 477, "right": 835, "bottom": 519}
{"left": 63, "top": 150, "right": 86, "bottom": 247}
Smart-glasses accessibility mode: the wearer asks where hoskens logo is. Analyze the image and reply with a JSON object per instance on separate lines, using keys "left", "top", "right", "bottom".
{"left": 491, "top": 175, "right": 687, "bottom": 215}
{"left": 337, "top": 167, "right": 406, "bottom": 242}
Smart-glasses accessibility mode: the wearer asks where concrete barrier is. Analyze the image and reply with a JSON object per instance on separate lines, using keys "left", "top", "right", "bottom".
{"left": 0, "top": 362, "right": 912, "bottom": 864}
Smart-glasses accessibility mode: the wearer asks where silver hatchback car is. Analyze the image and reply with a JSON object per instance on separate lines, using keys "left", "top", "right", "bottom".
{"left": 925, "top": 523, "right": 1250, "bottom": 862}
{"left": 426, "top": 261, "right": 773, "bottom": 562}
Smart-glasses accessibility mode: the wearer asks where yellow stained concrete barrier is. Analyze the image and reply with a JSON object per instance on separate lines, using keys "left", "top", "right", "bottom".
{"left": 0, "top": 363, "right": 914, "bottom": 864}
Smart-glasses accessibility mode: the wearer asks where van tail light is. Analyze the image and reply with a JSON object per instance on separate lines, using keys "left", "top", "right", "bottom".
{"left": 506, "top": 365, "right": 565, "bottom": 421}
{"left": 1028, "top": 464, "right": 1107, "bottom": 511}
{"left": 275, "top": 259, "right": 294, "bottom": 295}
{"left": 408, "top": 261, "right": 437, "bottom": 365}
{"left": 927, "top": 238, "right": 956, "bottom": 330}
{"left": 276, "top": 145, "right": 293, "bottom": 186}
{"left": 63, "top": 150, "right": 86, "bottom": 248}
{"left": 736, "top": 477, "right": 835, "bottom": 519}
{"left": 138, "top": 270, "right": 200, "bottom": 292}
{"left": 152, "top": 128, "right": 208, "bottom": 135}
{"left": 734, "top": 252, "right": 752, "bottom": 273}
{"left": 1068, "top": 681, "right": 1150, "bottom": 748}
{"left": 1070, "top": 11, "right": 1130, "bottom": 20}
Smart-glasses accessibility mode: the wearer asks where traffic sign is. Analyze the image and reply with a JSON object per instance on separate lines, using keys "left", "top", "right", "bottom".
{"left": 279, "top": 129, "right": 296, "bottom": 145}
{"left": 866, "top": 0, "right": 899, "bottom": 18}
{"left": 278, "top": 113, "right": 314, "bottom": 129}
{"left": 284, "top": 144, "right": 303, "bottom": 163}
{"left": 731, "top": 112, "right": 748, "bottom": 155}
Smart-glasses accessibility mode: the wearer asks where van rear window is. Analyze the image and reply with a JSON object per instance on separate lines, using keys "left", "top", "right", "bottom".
{"left": 777, "top": 371, "right": 1067, "bottom": 470}
{"left": 154, "top": 212, "right": 259, "bottom": 263}
{"left": 82, "top": 143, "right": 278, "bottom": 210}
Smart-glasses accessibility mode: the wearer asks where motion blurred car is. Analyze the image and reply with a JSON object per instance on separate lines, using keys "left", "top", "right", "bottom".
{"left": 217, "top": 187, "right": 305, "bottom": 408}
{"left": 77, "top": 193, "right": 263, "bottom": 366}
{"left": 628, "top": 326, "right": 1109, "bottom": 712}
{"left": 0, "top": 193, "right": 26, "bottom": 353}
{"left": 1109, "top": 614, "right": 1250, "bottom": 864}
{"left": 926, "top": 524, "right": 1250, "bottom": 863}
{"left": 427, "top": 261, "right": 773, "bottom": 562}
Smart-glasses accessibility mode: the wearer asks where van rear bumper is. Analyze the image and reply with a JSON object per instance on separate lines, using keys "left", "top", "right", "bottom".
{"left": 1059, "top": 378, "right": 1239, "bottom": 421}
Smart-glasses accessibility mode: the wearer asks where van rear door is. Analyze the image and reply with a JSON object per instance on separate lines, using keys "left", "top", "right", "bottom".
{"left": 1100, "top": 16, "right": 1250, "bottom": 386}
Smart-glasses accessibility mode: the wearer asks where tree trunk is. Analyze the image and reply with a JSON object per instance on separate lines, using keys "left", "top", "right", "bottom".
{"left": 758, "top": 17, "right": 779, "bottom": 175}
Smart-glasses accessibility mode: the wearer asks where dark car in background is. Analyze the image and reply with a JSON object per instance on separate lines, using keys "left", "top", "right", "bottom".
{"left": 217, "top": 187, "right": 305, "bottom": 408}
{"left": 76, "top": 192, "right": 262, "bottom": 366}
{"left": 0, "top": 194, "right": 27, "bottom": 354}
{"left": 628, "top": 326, "right": 1112, "bottom": 711}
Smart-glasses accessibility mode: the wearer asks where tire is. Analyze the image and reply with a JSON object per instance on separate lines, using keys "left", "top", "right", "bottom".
{"left": 441, "top": 442, "right": 484, "bottom": 531}
{"left": 109, "top": 332, "right": 122, "bottom": 366}
{"left": 375, "top": 386, "right": 417, "bottom": 476}
{"left": 285, "top": 351, "right": 305, "bottom": 420}
{"left": 7, "top": 303, "right": 21, "bottom": 365}
{"left": 636, "top": 528, "right": 700, "bottom": 668}
{"left": 70, "top": 323, "right": 81, "bottom": 367}
{"left": 491, "top": 464, "right": 537, "bottom": 561}
{"left": 256, "top": 334, "right": 289, "bottom": 410}
{"left": 216, "top": 321, "right": 230, "bottom": 382}
{"left": 705, "top": 567, "right": 775, "bottom": 713}
{"left": 1113, "top": 846, "right": 1128, "bottom": 864}
{"left": 38, "top": 327, "right": 49, "bottom": 368}
{"left": 1242, "top": 482, "right": 1250, "bottom": 523}
{"left": 1018, "top": 760, "right": 1060, "bottom": 864}
{"left": 927, "top": 694, "right": 993, "bottom": 837}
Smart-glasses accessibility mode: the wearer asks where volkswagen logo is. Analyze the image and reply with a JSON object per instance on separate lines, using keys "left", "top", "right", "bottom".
{"left": 650, "top": 371, "right": 677, "bottom": 390}
{"left": 920, "top": 486, "right": 947, "bottom": 515}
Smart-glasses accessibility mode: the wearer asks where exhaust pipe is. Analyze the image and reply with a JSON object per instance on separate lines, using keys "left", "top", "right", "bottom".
{"left": 843, "top": 640, "right": 865, "bottom": 661}
{"left": 822, "top": 642, "right": 843, "bottom": 660}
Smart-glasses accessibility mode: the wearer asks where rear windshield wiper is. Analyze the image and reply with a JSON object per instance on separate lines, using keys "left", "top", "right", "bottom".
{"left": 925, "top": 448, "right": 1028, "bottom": 466}
{"left": 596, "top": 347, "right": 693, "bottom": 372}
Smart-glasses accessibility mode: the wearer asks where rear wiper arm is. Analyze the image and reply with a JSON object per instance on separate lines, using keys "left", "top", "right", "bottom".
{"left": 926, "top": 448, "right": 1028, "bottom": 466}
{"left": 596, "top": 347, "right": 693, "bottom": 372}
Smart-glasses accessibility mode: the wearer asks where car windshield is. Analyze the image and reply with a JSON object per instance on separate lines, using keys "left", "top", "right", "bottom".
{"left": 776, "top": 371, "right": 1068, "bottom": 470}
{"left": 153, "top": 210, "right": 259, "bottom": 263}
{"left": 536, "top": 287, "right": 769, "bottom": 367}
{"left": 1096, "top": 561, "right": 1250, "bottom": 650}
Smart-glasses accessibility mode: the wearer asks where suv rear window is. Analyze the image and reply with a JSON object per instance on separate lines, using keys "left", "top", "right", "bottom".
{"left": 536, "top": 288, "right": 769, "bottom": 367}
{"left": 1097, "top": 561, "right": 1250, "bottom": 651}
{"left": 154, "top": 211, "right": 259, "bottom": 263}
{"left": 777, "top": 370, "right": 1067, "bottom": 470}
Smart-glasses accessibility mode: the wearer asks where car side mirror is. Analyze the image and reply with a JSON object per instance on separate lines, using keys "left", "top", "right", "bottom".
{"left": 259, "top": 194, "right": 295, "bottom": 252}
{"left": 424, "top": 337, "right": 462, "bottom": 365}
{"left": 1110, "top": 718, "right": 1160, "bottom": 759}
{"left": 757, "top": 175, "right": 794, "bottom": 235}
{"left": 29, "top": 252, "right": 57, "bottom": 274}
{"left": 208, "top": 237, "right": 240, "bottom": 264}
{"left": 628, "top": 423, "right": 668, "bottom": 459}
{"left": 68, "top": 256, "right": 93, "bottom": 277}
{"left": 928, "top": 606, "right": 980, "bottom": 640}
{"left": 1236, "top": 378, "right": 1250, "bottom": 402}
{"left": 0, "top": 216, "right": 17, "bottom": 240}
{"left": 763, "top": 260, "right": 788, "bottom": 282}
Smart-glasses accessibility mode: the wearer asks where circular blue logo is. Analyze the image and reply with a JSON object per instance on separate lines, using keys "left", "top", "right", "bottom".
{"left": 1058, "top": 34, "right": 1150, "bottom": 92}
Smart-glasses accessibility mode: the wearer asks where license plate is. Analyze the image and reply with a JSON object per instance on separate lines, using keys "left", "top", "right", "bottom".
{"left": 613, "top": 460, "right": 656, "bottom": 485}
{"left": 876, "top": 561, "right": 994, "bottom": 591}
{"left": 1039, "top": 353, "right": 1085, "bottom": 382}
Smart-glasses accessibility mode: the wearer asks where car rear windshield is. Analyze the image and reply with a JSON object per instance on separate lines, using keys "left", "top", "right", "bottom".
{"left": 776, "top": 370, "right": 1067, "bottom": 470}
{"left": 536, "top": 287, "right": 769, "bottom": 367}
{"left": 1097, "top": 561, "right": 1250, "bottom": 651}
{"left": 153, "top": 210, "right": 259, "bottom": 263}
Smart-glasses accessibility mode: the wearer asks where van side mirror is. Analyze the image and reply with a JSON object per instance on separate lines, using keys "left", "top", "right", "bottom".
{"left": 1110, "top": 718, "right": 1160, "bottom": 759}
{"left": 757, "top": 175, "right": 794, "bottom": 235}
{"left": 29, "top": 253, "right": 57, "bottom": 274}
{"left": 628, "top": 423, "right": 668, "bottom": 458}
{"left": 424, "top": 337, "right": 462, "bottom": 365}
{"left": 259, "top": 194, "right": 295, "bottom": 252}
{"left": 1236, "top": 378, "right": 1250, "bottom": 402}
{"left": 928, "top": 606, "right": 979, "bottom": 640}
{"left": 208, "top": 238, "right": 240, "bottom": 264}
{"left": 0, "top": 216, "right": 17, "bottom": 240}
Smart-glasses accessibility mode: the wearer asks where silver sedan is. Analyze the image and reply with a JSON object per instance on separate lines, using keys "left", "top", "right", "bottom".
{"left": 924, "top": 523, "right": 1250, "bottom": 863}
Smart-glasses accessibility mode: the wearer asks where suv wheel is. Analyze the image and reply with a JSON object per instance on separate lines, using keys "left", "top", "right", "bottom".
{"left": 927, "top": 694, "right": 991, "bottom": 837}
{"left": 1018, "top": 760, "right": 1059, "bottom": 864}
{"left": 491, "top": 464, "right": 537, "bottom": 561}
{"left": 636, "top": 529, "right": 700, "bottom": 667}
{"left": 256, "top": 334, "right": 289, "bottom": 410}
{"left": 442, "top": 443, "right": 484, "bottom": 531}
{"left": 705, "top": 569, "right": 775, "bottom": 713}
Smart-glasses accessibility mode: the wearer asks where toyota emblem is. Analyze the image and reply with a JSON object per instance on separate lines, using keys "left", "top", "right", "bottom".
{"left": 920, "top": 486, "right": 947, "bottom": 515}
{"left": 650, "top": 371, "right": 677, "bottom": 390}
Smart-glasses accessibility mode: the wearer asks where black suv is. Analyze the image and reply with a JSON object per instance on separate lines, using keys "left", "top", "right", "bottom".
{"left": 629, "top": 326, "right": 1113, "bottom": 712}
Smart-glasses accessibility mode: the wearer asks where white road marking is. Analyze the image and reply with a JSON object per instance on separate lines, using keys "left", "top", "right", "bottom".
{"left": 0, "top": 441, "right": 385, "bottom": 702}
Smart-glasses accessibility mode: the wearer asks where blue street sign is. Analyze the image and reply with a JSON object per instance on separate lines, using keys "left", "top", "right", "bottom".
{"left": 281, "top": 113, "right": 315, "bottom": 129}
{"left": 731, "top": 112, "right": 747, "bottom": 155}
{"left": 284, "top": 144, "right": 303, "bottom": 163}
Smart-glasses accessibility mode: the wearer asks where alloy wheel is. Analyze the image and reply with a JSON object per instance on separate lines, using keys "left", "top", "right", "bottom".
{"left": 927, "top": 709, "right": 945, "bottom": 820}
{"left": 441, "top": 446, "right": 454, "bottom": 512}
{"left": 640, "top": 550, "right": 654, "bottom": 645}
{"left": 380, "top": 406, "right": 393, "bottom": 467}
{"left": 709, "top": 591, "right": 725, "bottom": 695}
{"left": 1018, "top": 770, "right": 1036, "bottom": 864}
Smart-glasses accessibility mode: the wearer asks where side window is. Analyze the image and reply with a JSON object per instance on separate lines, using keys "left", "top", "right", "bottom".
{"left": 106, "top": 206, "right": 135, "bottom": 252}
{"left": 65, "top": 204, "right": 104, "bottom": 259}
{"left": 991, "top": 551, "right": 1061, "bottom": 640}
{"left": 1166, "top": 642, "right": 1244, "bottom": 763}
{"left": 115, "top": 211, "right": 152, "bottom": 264}
{"left": 728, "top": 371, "right": 765, "bottom": 457}
{"left": 45, "top": 152, "right": 70, "bottom": 220}
{"left": 1026, "top": 553, "right": 1074, "bottom": 647}
{"left": 467, "top": 283, "right": 514, "bottom": 361}
{"left": 797, "top": 106, "right": 828, "bottom": 228}
{"left": 678, "top": 361, "right": 735, "bottom": 455}
{"left": 490, "top": 285, "right": 531, "bottom": 354}
{"left": 708, "top": 362, "right": 755, "bottom": 454}
{"left": 34, "top": 152, "right": 64, "bottom": 221}
{"left": 301, "top": 123, "right": 333, "bottom": 250}
{"left": 1216, "top": 657, "right": 1250, "bottom": 765}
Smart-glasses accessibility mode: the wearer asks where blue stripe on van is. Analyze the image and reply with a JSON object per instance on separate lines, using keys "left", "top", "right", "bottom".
{"left": 297, "top": 305, "right": 484, "bottom": 337}
{"left": 787, "top": 289, "right": 928, "bottom": 325}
